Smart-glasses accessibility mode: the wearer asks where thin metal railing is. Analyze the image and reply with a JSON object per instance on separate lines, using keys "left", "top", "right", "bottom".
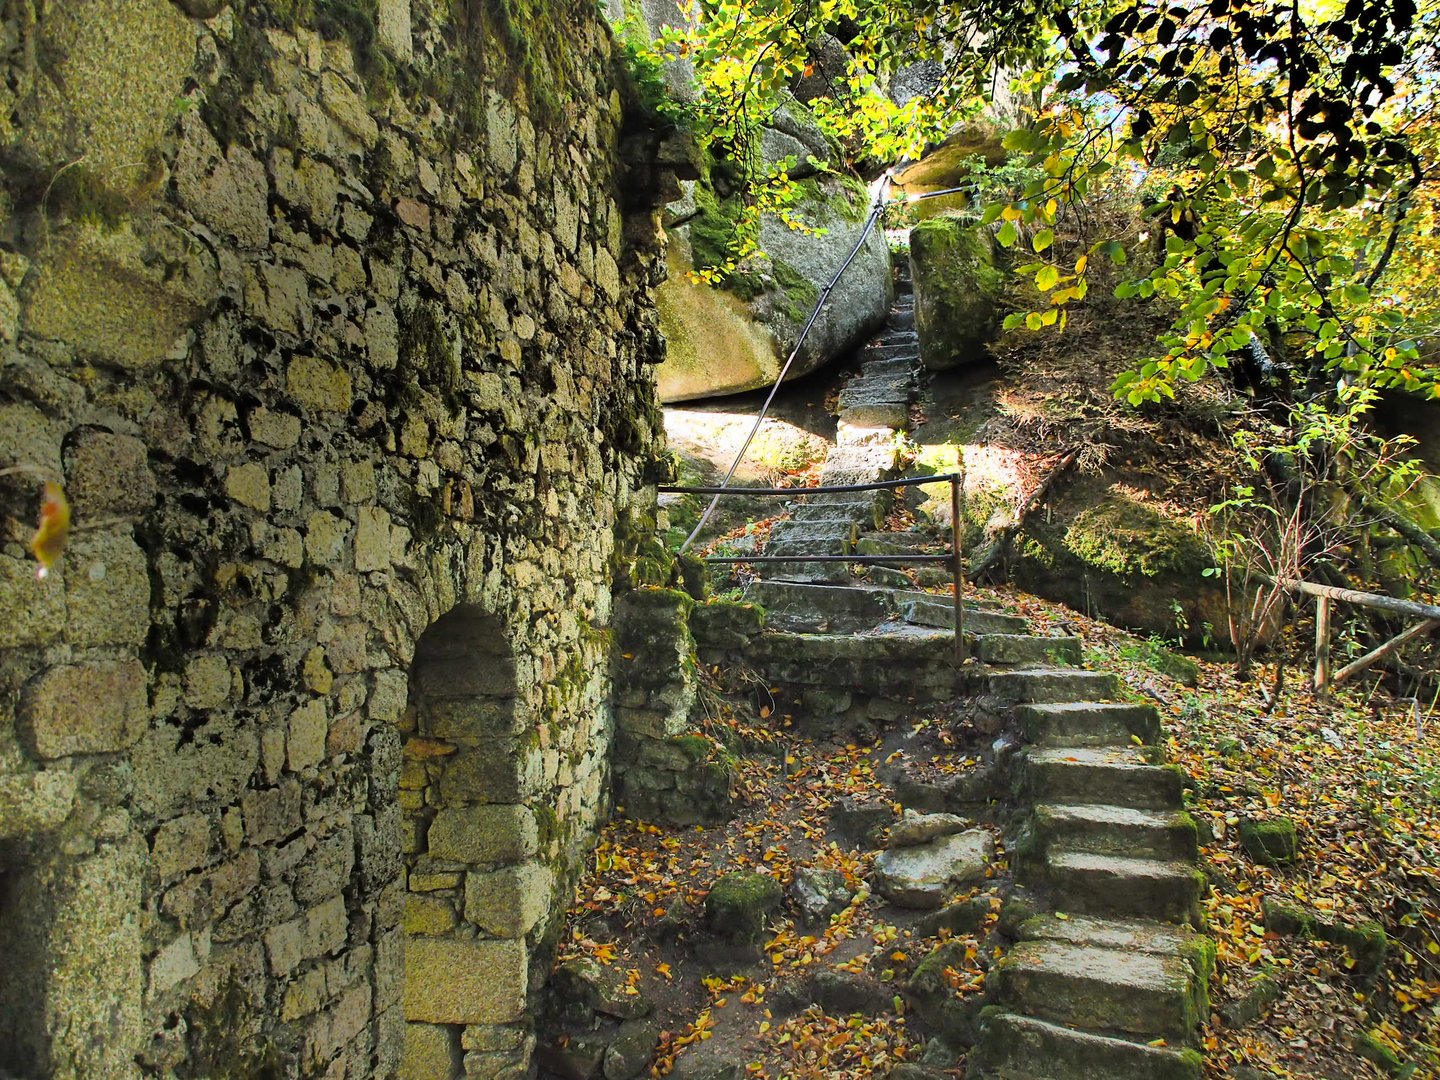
{"left": 661, "top": 471, "right": 969, "bottom": 663}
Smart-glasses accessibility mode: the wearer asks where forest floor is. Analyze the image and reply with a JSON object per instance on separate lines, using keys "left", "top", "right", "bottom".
{"left": 549, "top": 583, "right": 1438, "bottom": 1080}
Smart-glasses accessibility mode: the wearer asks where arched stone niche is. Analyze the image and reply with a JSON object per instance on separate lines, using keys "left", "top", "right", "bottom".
{"left": 395, "top": 604, "right": 554, "bottom": 1079}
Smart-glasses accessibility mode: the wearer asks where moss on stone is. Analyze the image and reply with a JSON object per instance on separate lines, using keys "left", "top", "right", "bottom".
{"left": 909, "top": 216, "right": 1006, "bottom": 370}
{"left": 1355, "top": 1030, "right": 1406, "bottom": 1076}
{"left": 671, "top": 733, "right": 712, "bottom": 765}
{"left": 1238, "top": 817, "right": 1299, "bottom": 866}
{"left": 1062, "top": 497, "right": 1211, "bottom": 580}
{"left": 394, "top": 300, "right": 461, "bottom": 411}
{"left": 1329, "top": 920, "right": 1388, "bottom": 981}
{"left": 704, "top": 871, "right": 783, "bottom": 943}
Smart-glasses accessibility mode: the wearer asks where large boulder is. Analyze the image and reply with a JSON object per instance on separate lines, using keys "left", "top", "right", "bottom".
{"left": 1008, "top": 477, "right": 1227, "bottom": 643}
{"left": 657, "top": 109, "right": 892, "bottom": 401}
{"left": 891, "top": 128, "right": 1008, "bottom": 220}
{"left": 909, "top": 216, "right": 1005, "bottom": 371}
{"left": 609, "top": 0, "right": 893, "bottom": 401}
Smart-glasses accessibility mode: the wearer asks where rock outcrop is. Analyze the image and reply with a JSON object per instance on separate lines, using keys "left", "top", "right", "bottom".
{"left": 909, "top": 216, "right": 1007, "bottom": 371}
{"left": 611, "top": 0, "right": 892, "bottom": 401}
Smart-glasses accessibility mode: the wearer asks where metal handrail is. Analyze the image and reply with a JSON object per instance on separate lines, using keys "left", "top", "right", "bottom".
{"left": 662, "top": 472, "right": 968, "bottom": 662}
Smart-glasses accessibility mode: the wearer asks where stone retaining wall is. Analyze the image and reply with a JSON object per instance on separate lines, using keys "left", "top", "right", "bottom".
{"left": 0, "top": 0, "right": 676, "bottom": 1076}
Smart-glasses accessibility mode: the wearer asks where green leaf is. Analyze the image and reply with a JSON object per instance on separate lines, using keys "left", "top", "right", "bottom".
{"left": 1001, "top": 128, "right": 1032, "bottom": 152}
{"left": 1035, "top": 265, "right": 1059, "bottom": 291}
{"left": 1033, "top": 228, "right": 1055, "bottom": 253}
{"left": 980, "top": 202, "right": 1004, "bottom": 225}
{"left": 997, "top": 221, "right": 1018, "bottom": 248}
{"left": 1025, "top": 312, "right": 1044, "bottom": 331}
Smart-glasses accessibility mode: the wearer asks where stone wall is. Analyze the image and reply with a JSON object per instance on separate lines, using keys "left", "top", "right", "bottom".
{"left": 0, "top": 0, "right": 678, "bottom": 1076}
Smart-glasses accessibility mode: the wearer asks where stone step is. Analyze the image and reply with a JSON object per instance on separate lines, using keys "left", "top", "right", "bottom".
{"left": 858, "top": 342, "right": 917, "bottom": 362}
{"left": 978, "top": 634, "right": 1082, "bottom": 667}
{"left": 969, "top": 1012, "right": 1202, "bottom": 1080}
{"left": 839, "top": 374, "right": 915, "bottom": 404}
{"left": 1030, "top": 803, "right": 1199, "bottom": 862}
{"left": 1016, "top": 913, "right": 1207, "bottom": 961}
{"left": 818, "top": 449, "right": 896, "bottom": 487}
{"left": 749, "top": 581, "right": 1023, "bottom": 636}
{"left": 869, "top": 327, "right": 916, "bottom": 347}
{"left": 761, "top": 538, "right": 855, "bottom": 559}
{"left": 836, "top": 401, "right": 909, "bottom": 431}
{"left": 792, "top": 494, "right": 887, "bottom": 529}
{"left": 1022, "top": 747, "right": 1182, "bottom": 810}
{"left": 767, "top": 519, "right": 858, "bottom": 545}
{"left": 895, "top": 593, "right": 1027, "bottom": 635}
{"left": 736, "top": 628, "right": 958, "bottom": 697}
{"left": 988, "top": 668, "right": 1119, "bottom": 704}
{"left": 859, "top": 356, "right": 918, "bottom": 380}
{"left": 992, "top": 939, "right": 1203, "bottom": 1045}
{"left": 887, "top": 309, "right": 916, "bottom": 330}
{"left": 756, "top": 561, "right": 852, "bottom": 584}
{"left": 1043, "top": 850, "right": 1204, "bottom": 925}
{"left": 855, "top": 534, "right": 944, "bottom": 557}
{"left": 1017, "top": 702, "right": 1161, "bottom": 747}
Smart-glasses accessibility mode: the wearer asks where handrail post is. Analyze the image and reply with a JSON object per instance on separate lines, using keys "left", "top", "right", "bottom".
{"left": 1314, "top": 595, "right": 1331, "bottom": 698}
{"left": 951, "top": 475, "right": 966, "bottom": 664}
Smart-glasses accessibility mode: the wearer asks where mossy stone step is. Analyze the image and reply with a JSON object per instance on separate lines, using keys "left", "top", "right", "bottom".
{"left": 988, "top": 668, "right": 1119, "bottom": 704}
{"left": 743, "top": 628, "right": 958, "bottom": 697}
{"left": 978, "top": 634, "right": 1082, "bottom": 667}
{"left": 1016, "top": 913, "right": 1208, "bottom": 963}
{"left": 1017, "top": 702, "right": 1161, "bottom": 747}
{"left": 1043, "top": 850, "right": 1205, "bottom": 926}
{"left": 750, "top": 581, "right": 1025, "bottom": 636}
{"left": 895, "top": 593, "right": 1027, "bottom": 634}
{"left": 1029, "top": 802, "right": 1199, "bottom": 864}
{"left": 969, "top": 1011, "right": 1203, "bottom": 1080}
{"left": 991, "top": 939, "right": 1203, "bottom": 1045}
{"left": 1022, "top": 747, "right": 1183, "bottom": 810}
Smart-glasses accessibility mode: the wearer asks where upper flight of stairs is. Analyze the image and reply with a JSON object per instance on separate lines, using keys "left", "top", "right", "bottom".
{"left": 758, "top": 266, "right": 921, "bottom": 584}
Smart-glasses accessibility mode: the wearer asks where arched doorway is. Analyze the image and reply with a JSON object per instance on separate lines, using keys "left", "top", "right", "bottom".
{"left": 396, "top": 604, "right": 553, "bottom": 1079}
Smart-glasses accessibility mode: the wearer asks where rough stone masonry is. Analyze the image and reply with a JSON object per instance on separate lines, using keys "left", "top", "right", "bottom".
{"left": 0, "top": 0, "right": 689, "bottom": 1076}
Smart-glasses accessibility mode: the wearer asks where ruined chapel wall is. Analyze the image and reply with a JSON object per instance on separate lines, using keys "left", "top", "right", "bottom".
{"left": 0, "top": 0, "right": 669, "bottom": 1076}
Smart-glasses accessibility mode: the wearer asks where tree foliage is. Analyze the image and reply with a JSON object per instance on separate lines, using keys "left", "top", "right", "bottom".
{"left": 652, "top": 0, "right": 1440, "bottom": 412}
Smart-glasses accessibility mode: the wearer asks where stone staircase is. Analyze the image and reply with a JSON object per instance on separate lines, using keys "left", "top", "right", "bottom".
{"left": 758, "top": 267, "right": 921, "bottom": 584}
{"left": 969, "top": 667, "right": 1212, "bottom": 1080}
{"left": 690, "top": 258, "right": 1214, "bottom": 1079}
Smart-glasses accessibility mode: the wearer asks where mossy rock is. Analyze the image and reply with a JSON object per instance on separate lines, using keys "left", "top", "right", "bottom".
{"left": 909, "top": 216, "right": 1006, "bottom": 371}
{"left": 705, "top": 872, "right": 783, "bottom": 945}
{"left": 1262, "top": 896, "right": 1388, "bottom": 982}
{"left": 1239, "top": 817, "right": 1299, "bottom": 866}
{"left": 689, "top": 598, "right": 766, "bottom": 649}
{"left": 1010, "top": 480, "right": 1226, "bottom": 644}
{"left": 1354, "top": 1030, "right": 1407, "bottom": 1077}
{"left": 1062, "top": 497, "right": 1212, "bottom": 579}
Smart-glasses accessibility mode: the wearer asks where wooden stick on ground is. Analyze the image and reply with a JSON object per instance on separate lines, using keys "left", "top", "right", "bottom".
{"left": 970, "top": 449, "right": 1080, "bottom": 583}
{"left": 1332, "top": 618, "right": 1440, "bottom": 689}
